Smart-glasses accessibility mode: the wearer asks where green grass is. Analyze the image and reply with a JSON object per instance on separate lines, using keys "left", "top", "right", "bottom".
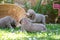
{"left": 0, "top": 24, "right": 60, "bottom": 40}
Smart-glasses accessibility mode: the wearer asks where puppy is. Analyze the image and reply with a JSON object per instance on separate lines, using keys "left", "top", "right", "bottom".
{"left": 0, "top": 16, "right": 17, "bottom": 29}
{"left": 20, "top": 18, "right": 47, "bottom": 32}
{"left": 26, "top": 9, "right": 46, "bottom": 24}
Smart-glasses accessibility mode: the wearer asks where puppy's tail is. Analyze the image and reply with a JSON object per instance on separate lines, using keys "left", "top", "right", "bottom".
{"left": 45, "top": 15, "right": 48, "bottom": 17}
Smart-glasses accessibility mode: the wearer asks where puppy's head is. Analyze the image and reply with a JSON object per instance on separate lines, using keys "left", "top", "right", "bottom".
{"left": 27, "top": 9, "right": 36, "bottom": 20}
{"left": 26, "top": 13, "right": 32, "bottom": 18}
{"left": 26, "top": 13, "right": 35, "bottom": 20}
{"left": 19, "top": 18, "right": 30, "bottom": 25}
{"left": 27, "top": 9, "right": 35, "bottom": 14}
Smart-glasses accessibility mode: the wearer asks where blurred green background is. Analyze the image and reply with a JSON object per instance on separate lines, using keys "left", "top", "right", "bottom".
{"left": 0, "top": 0, "right": 60, "bottom": 23}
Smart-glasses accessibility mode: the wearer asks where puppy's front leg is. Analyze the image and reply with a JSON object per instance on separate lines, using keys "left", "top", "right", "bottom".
{"left": 42, "top": 16, "right": 45, "bottom": 25}
{"left": 6, "top": 23, "right": 14, "bottom": 32}
{"left": 31, "top": 18, "right": 36, "bottom": 23}
{"left": 21, "top": 26, "right": 26, "bottom": 32}
{"left": 6, "top": 23, "right": 13, "bottom": 29}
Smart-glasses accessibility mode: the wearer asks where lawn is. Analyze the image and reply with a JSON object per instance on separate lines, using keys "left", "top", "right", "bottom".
{"left": 0, "top": 24, "right": 60, "bottom": 40}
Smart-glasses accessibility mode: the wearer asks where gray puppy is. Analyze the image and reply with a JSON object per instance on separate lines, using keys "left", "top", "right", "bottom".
{"left": 26, "top": 9, "right": 47, "bottom": 24}
{"left": 20, "top": 18, "right": 47, "bottom": 32}
{"left": 0, "top": 16, "right": 17, "bottom": 29}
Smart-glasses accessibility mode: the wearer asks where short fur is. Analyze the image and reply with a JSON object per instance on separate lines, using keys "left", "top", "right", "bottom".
{"left": 0, "top": 16, "right": 17, "bottom": 28}
{"left": 26, "top": 9, "right": 46, "bottom": 24}
{"left": 20, "top": 18, "right": 47, "bottom": 32}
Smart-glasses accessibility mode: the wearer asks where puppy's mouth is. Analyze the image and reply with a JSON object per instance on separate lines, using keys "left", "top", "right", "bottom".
{"left": 19, "top": 19, "right": 22, "bottom": 24}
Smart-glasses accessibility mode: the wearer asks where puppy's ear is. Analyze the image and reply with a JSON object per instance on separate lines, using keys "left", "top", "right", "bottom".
{"left": 31, "top": 13, "right": 35, "bottom": 20}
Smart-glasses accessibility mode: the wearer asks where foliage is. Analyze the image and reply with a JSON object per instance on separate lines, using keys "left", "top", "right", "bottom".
{"left": 5, "top": 0, "right": 14, "bottom": 4}
{"left": 45, "top": 0, "right": 58, "bottom": 14}
{"left": 24, "top": 0, "right": 32, "bottom": 11}
{"left": 0, "top": 0, "right": 2, "bottom": 3}
{"left": 0, "top": 24, "right": 60, "bottom": 40}
{"left": 24, "top": 0, "right": 58, "bottom": 14}
{"left": 24, "top": 0, "right": 42, "bottom": 13}
{"left": 0, "top": 0, "right": 14, "bottom": 4}
{"left": 33, "top": 0, "right": 58, "bottom": 14}
{"left": 31, "top": 0, "right": 42, "bottom": 13}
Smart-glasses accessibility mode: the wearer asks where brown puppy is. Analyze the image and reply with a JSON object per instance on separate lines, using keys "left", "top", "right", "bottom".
{"left": 0, "top": 16, "right": 17, "bottom": 29}
{"left": 20, "top": 18, "right": 47, "bottom": 32}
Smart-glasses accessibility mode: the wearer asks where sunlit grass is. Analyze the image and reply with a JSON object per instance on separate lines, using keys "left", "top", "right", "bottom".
{"left": 0, "top": 24, "right": 60, "bottom": 40}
